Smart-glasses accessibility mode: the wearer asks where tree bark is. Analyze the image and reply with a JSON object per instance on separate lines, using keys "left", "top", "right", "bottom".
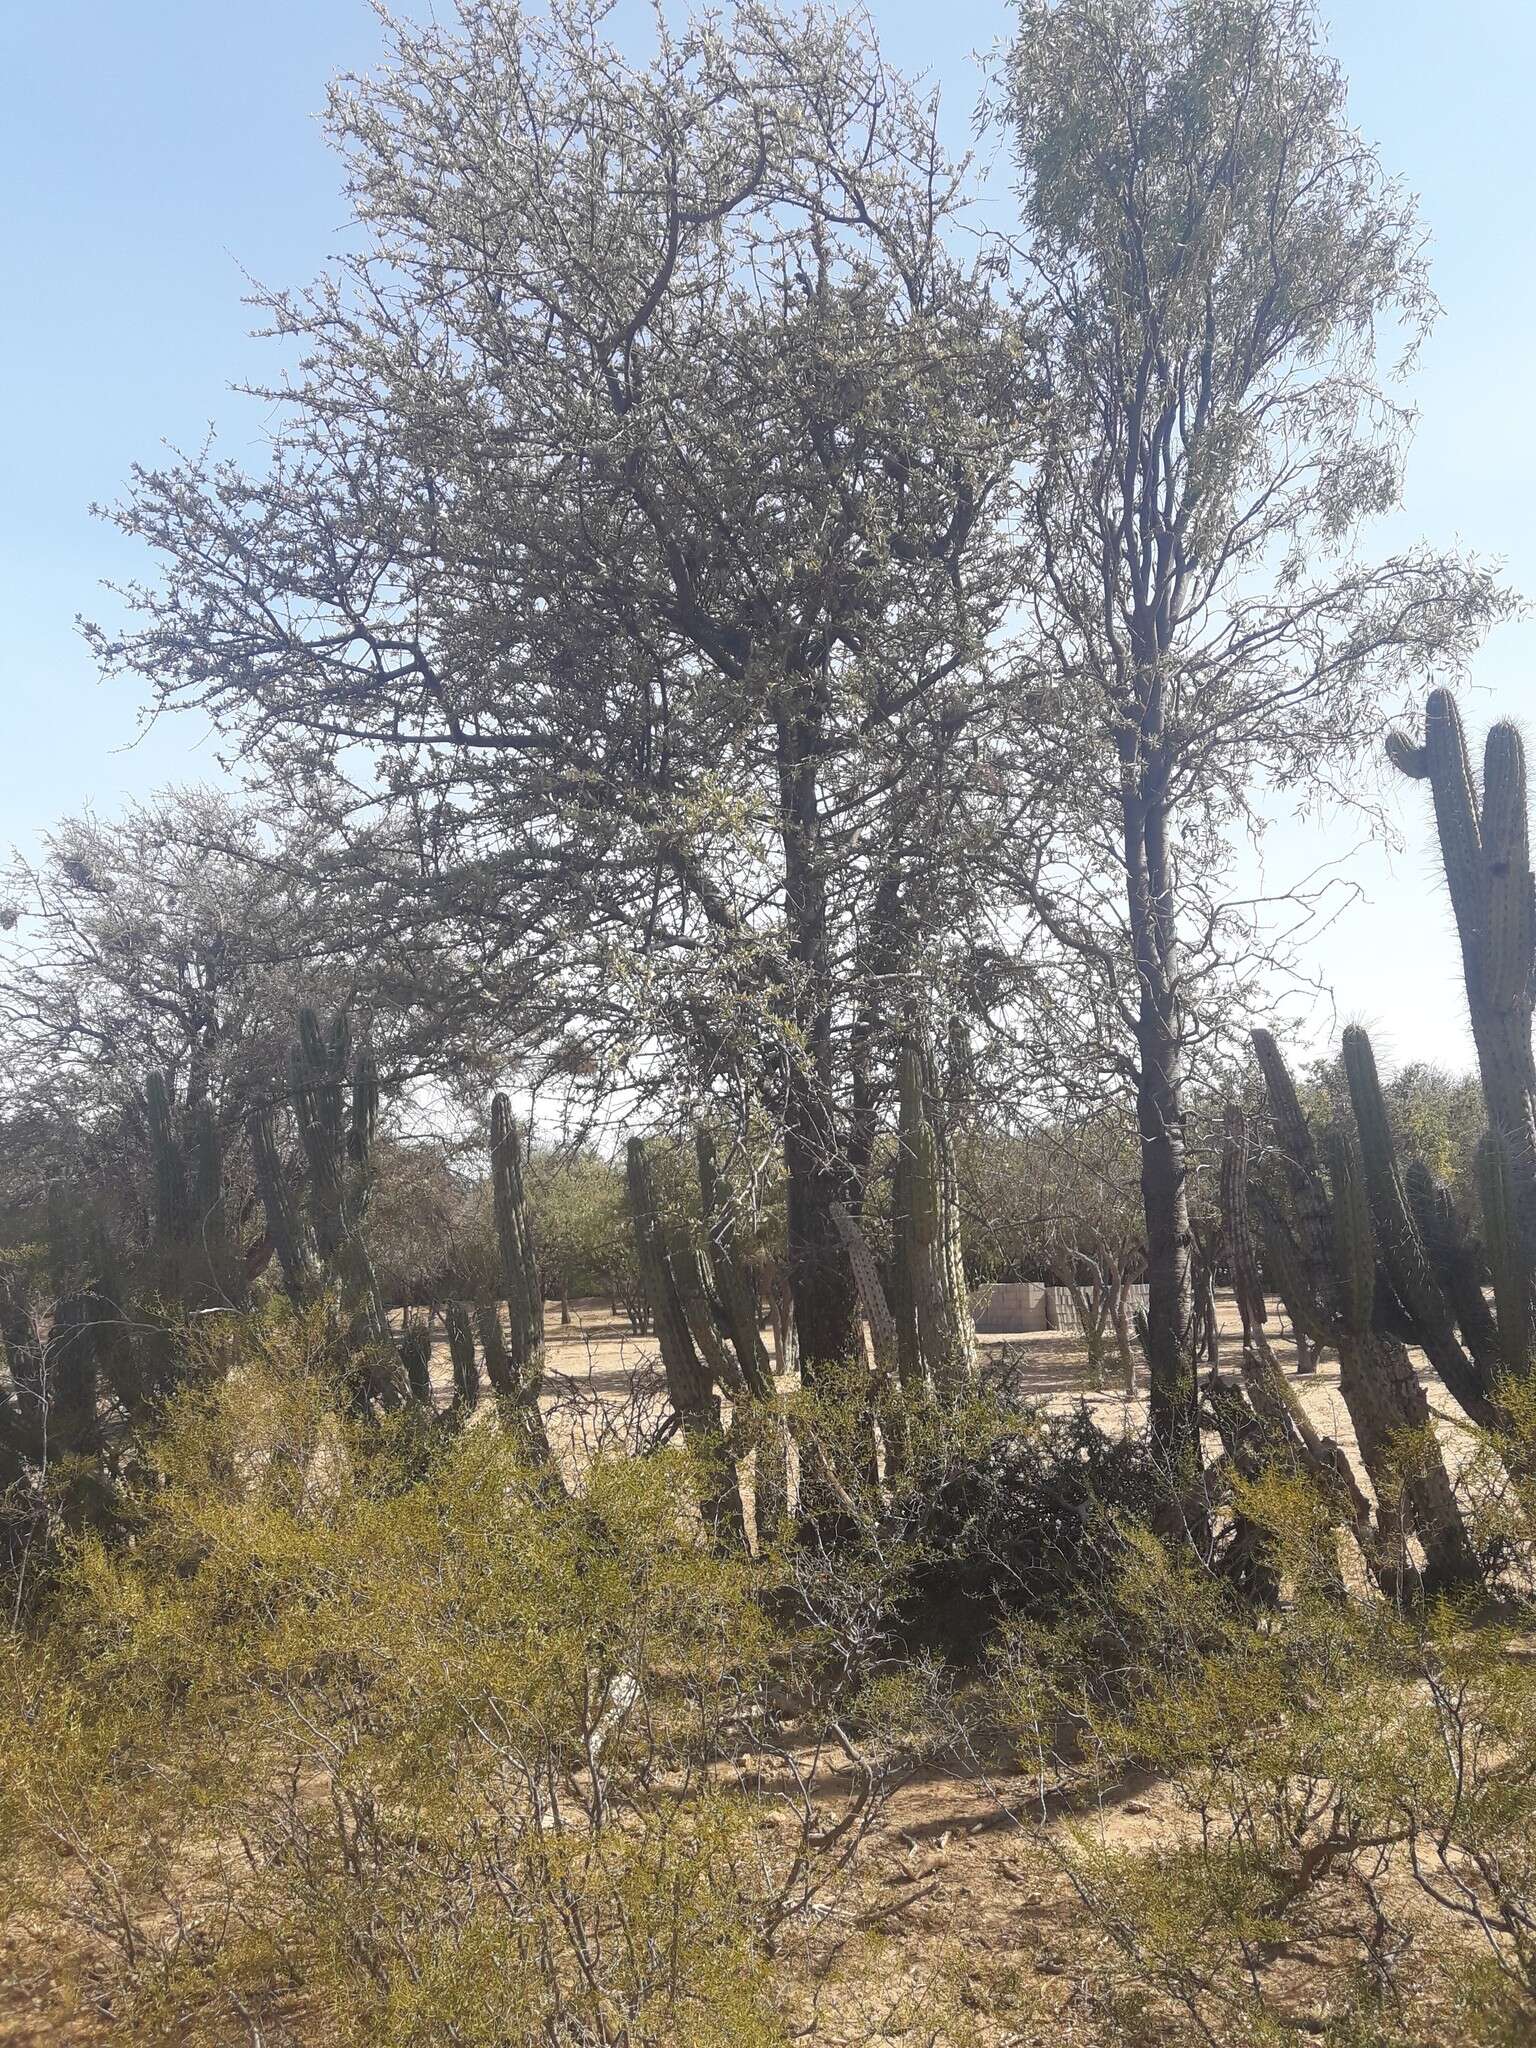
{"left": 1123, "top": 752, "right": 1200, "bottom": 1479}
{"left": 777, "top": 706, "right": 858, "bottom": 1378}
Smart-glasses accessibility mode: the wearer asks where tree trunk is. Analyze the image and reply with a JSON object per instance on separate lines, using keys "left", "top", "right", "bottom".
{"left": 777, "top": 709, "right": 857, "bottom": 1378}
{"left": 1113, "top": 1285, "right": 1137, "bottom": 1398}
{"left": 1126, "top": 798, "right": 1199, "bottom": 1474}
{"left": 767, "top": 1270, "right": 799, "bottom": 1381}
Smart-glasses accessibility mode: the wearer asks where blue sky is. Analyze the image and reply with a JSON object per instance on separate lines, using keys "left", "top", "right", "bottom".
{"left": 4, "top": 0, "right": 1533, "bottom": 1071}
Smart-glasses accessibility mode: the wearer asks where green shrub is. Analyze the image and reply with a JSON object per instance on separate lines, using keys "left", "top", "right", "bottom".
{"left": 991, "top": 1469, "right": 1536, "bottom": 2044}
{"left": 0, "top": 1309, "right": 869, "bottom": 2046}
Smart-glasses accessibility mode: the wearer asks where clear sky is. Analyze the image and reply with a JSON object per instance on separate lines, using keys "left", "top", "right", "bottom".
{"left": 4, "top": 1, "right": 1534, "bottom": 1075}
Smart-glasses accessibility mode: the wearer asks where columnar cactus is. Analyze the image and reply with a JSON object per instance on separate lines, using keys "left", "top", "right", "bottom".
{"left": 292, "top": 1012, "right": 395, "bottom": 1375}
{"left": 626, "top": 1136, "right": 744, "bottom": 1544}
{"left": 399, "top": 1316, "right": 434, "bottom": 1407}
{"left": 1219, "top": 1106, "right": 1372, "bottom": 1527}
{"left": 1477, "top": 1133, "right": 1530, "bottom": 1376}
{"left": 1389, "top": 689, "right": 1536, "bottom": 1368}
{"left": 892, "top": 1027, "right": 975, "bottom": 1400}
{"left": 290, "top": 1012, "right": 372, "bottom": 1267}
{"left": 248, "top": 1010, "right": 404, "bottom": 1412}
{"left": 475, "top": 1301, "right": 516, "bottom": 1396}
{"left": 490, "top": 1094, "right": 544, "bottom": 1383}
{"left": 830, "top": 1201, "right": 897, "bottom": 1374}
{"left": 1341, "top": 1025, "right": 1499, "bottom": 1425}
{"left": 145, "top": 1071, "right": 191, "bottom": 1249}
{"left": 248, "top": 1105, "right": 314, "bottom": 1302}
{"left": 626, "top": 1139, "right": 716, "bottom": 1429}
{"left": 445, "top": 1301, "right": 480, "bottom": 1414}
{"left": 670, "top": 1234, "right": 746, "bottom": 1395}
{"left": 695, "top": 1130, "right": 774, "bottom": 1400}
{"left": 1250, "top": 1027, "right": 1478, "bottom": 1593}
{"left": 486, "top": 1094, "right": 552, "bottom": 1458}
{"left": 694, "top": 1131, "right": 791, "bottom": 1543}
{"left": 140, "top": 1073, "right": 241, "bottom": 1308}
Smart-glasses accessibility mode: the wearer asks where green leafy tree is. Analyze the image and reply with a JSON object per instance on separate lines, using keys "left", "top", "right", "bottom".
{"left": 529, "top": 1150, "right": 632, "bottom": 1324}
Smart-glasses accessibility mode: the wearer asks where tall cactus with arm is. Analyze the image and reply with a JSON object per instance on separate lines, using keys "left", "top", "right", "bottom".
{"left": 1389, "top": 688, "right": 1536, "bottom": 1373}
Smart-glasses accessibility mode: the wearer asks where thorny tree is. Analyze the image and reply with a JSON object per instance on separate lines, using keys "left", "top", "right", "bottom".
{"left": 994, "top": 0, "right": 1505, "bottom": 1473}
{"left": 88, "top": 0, "right": 1025, "bottom": 1375}
{"left": 0, "top": 789, "right": 375, "bottom": 1216}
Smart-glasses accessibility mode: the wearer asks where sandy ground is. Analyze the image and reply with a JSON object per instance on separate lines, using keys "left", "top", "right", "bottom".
{"left": 425, "top": 1289, "right": 1475, "bottom": 1491}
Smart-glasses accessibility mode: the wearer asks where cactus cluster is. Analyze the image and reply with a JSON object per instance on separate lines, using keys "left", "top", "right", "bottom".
{"left": 244, "top": 1025, "right": 555, "bottom": 1442}
{"left": 2, "top": 1065, "right": 256, "bottom": 1523}
{"left": 1249, "top": 1028, "right": 1477, "bottom": 1591}
{"left": 1226, "top": 687, "right": 1536, "bottom": 1593}
{"left": 139, "top": 1070, "right": 255, "bottom": 1354}
{"left": 1217, "top": 1106, "right": 1373, "bottom": 1531}
{"left": 249, "top": 1009, "right": 405, "bottom": 1412}
{"left": 625, "top": 1134, "right": 751, "bottom": 1544}
{"left": 1, "top": 1016, "right": 568, "bottom": 1517}
{"left": 621, "top": 1128, "right": 797, "bottom": 1544}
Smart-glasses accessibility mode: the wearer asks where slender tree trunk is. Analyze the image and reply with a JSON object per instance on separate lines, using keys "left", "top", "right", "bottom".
{"left": 1123, "top": 742, "right": 1200, "bottom": 1479}
{"left": 767, "top": 1271, "right": 799, "bottom": 1380}
{"left": 1112, "top": 1281, "right": 1136, "bottom": 1398}
{"left": 777, "top": 709, "right": 857, "bottom": 1378}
